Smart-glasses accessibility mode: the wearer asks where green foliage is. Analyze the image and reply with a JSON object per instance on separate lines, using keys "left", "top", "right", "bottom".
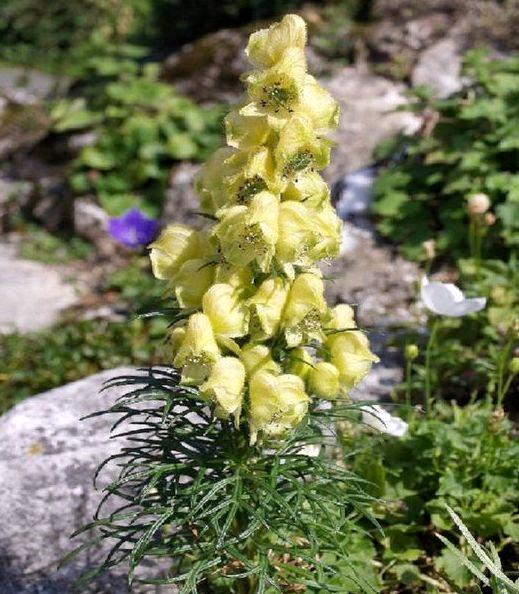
{"left": 0, "top": 0, "right": 138, "bottom": 68}
{"left": 68, "top": 368, "right": 378, "bottom": 593}
{"left": 13, "top": 217, "right": 93, "bottom": 264}
{"left": 51, "top": 49, "right": 224, "bottom": 216}
{"left": 343, "top": 401, "right": 519, "bottom": 592}
{"left": 373, "top": 50, "right": 519, "bottom": 262}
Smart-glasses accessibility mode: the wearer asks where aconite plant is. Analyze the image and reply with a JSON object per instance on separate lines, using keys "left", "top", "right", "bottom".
{"left": 71, "top": 15, "right": 379, "bottom": 593}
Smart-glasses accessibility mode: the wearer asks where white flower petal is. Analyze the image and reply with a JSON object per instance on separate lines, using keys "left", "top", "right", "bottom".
{"left": 420, "top": 276, "right": 486, "bottom": 317}
{"left": 360, "top": 405, "right": 408, "bottom": 437}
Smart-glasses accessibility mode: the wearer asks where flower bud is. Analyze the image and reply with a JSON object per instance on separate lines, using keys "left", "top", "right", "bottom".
{"left": 326, "top": 303, "right": 356, "bottom": 332}
{"left": 285, "top": 347, "right": 314, "bottom": 379}
{"left": 509, "top": 357, "right": 519, "bottom": 374}
{"left": 201, "top": 357, "right": 246, "bottom": 421}
{"left": 422, "top": 239, "right": 436, "bottom": 260}
{"left": 484, "top": 212, "right": 496, "bottom": 226}
{"left": 467, "top": 193, "right": 490, "bottom": 216}
{"left": 246, "top": 14, "right": 307, "bottom": 67}
{"left": 405, "top": 344, "right": 419, "bottom": 361}
{"left": 327, "top": 331, "right": 379, "bottom": 389}
{"left": 308, "top": 362, "right": 340, "bottom": 398}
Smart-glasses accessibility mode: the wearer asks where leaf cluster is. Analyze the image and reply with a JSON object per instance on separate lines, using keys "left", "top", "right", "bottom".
{"left": 343, "top": 401, "right": 519, "bottom": 592}
{"left": 373, "top": 49, "right": 519, "bottom": 262}
{"left": 50, "top": 44, "right": 224, "bottom": 216}
{"left": 68, "top": 368, "right": 379, "bottom": 593}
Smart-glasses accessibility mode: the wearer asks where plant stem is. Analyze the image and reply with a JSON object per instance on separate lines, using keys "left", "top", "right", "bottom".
{"left": 405, "top": 359, "right": 413, "bottom": 413}
{"left": 496, "top": 341, "right": 512, "bottom": 409}
{"left": 424, "top": 318, "right": 440, "bottom": 416}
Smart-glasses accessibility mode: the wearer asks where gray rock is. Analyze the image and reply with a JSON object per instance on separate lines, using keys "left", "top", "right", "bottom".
{"left": 162, "top": 162, "right": 203, "bottom": 228}
{"left": 322, "top": 68, "right": 421, "bottom": 183}
{"left": 73, "top": 196, "right": 115, "bottom": 256}
{"left": 0, "top": 243, "right": 79, "bottom": 333}
{"left": 412, "top": 37, "right": 464, "bottom": 97}
{"left": 0, "top": 368, "right": 171, "bottom": 594}
{"left": 0, "top": 66, "right": 70, "bottom": 105}
{"left": 0, "top": 102, "right": 51, "bottom": 160}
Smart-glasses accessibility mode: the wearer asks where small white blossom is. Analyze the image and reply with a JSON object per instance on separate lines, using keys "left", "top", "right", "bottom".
{"left": 420, "top": 276, "right": 486, "bottom": 317}
{"left": 360, "top": 404, "right": 408, "bottom": 437}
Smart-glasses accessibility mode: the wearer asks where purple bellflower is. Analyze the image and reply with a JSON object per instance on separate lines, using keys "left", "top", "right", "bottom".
{"left": 108, "top": 208, "right": 159, "bottom": 248}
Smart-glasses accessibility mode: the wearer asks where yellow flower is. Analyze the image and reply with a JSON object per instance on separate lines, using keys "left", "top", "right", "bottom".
{"left": 214, "top": 262, "right": 253, "bottom": 289}
{"left": 224, "top": 148, "right": 279, "bottom": 205}
{"left": 326, "top": 303, "right": 356, "bottom": 332}
{"left": 246, "top": 277, "right": 289, "bottom": 340}
{"left": 276, "top": 201, "right": 320, "bottom": 266}
{"left": 285, "top": 346, "right": 314, "bottom": 380}
{"left": 240, "top": 343, "right": 281, "bottom": 376}
{"left": 225, "top": 110, "right": 271, "bottom": 150}
{"left": 203, "top": 283, "right": 249, "bottom": 340}
{"left": 214, "top": 191, "right": 279, "bottom": 272}
{"left": 201, "top": 357, "right": 246, "bottom": 422}
{"left": 244, "top": 48, "right": 307, "bottom": 122}
{"left": 276, "top": 201, "right": 341, "bottom": 265}
{"left": 327, "top": 331, "right": 378, "bottom": 389}
{"left": 172, "top": 258, "right": 214, "bottom": 308}
{"left": 299, "top": 75, "right": 340, "bottom": 132}
{"left": 282, "top": 170, "right": 330, "bottom": 207}
{"left": 246, "top": 14, "right": 307, "bottom": 67}
{"left": 310, "top": 203, "right": 342, "bottom": 261}
{"left": 282, "top": 273, "right": 327, "bottom": 347}
{"left": 195, "top": 147, "right": 238, "bottom": 213}
{"left": 149, "top": 225, "right": 205, "bottom": 280}
{"left": 249, "top": 370, "right": 309, "bottom": 444}
{"left": 173, "top": 313, "right": 220, "bottom": 384}
{"left": 308, "top": 361, "right": 340, "bottom": 398}
{"left": 275, "top": 116, "right": 332, "bottom": 181}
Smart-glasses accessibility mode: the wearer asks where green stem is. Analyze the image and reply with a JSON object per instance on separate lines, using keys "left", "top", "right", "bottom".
{"left": 405, "top": 359, "right": 413, "bottom": 412}
{"left": 496, "top": 341, "right": 512, "bottom": 409}
{"left": 424, "top": 319, "right": 440, "bottom": 416}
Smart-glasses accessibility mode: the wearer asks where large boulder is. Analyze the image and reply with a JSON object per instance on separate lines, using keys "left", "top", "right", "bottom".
{"left": 0, "top": 368, "right": 172, "bottom": 594}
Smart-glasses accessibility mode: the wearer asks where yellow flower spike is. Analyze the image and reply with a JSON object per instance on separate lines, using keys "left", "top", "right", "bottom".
{"left": 246, "top": 277, "right": 289, "bottom": 340}
{"left": 148, "top": 13, "right": 377, "bottom": 438}
{"left": 149, "top": 225, "right": 204, "bottom": 280}
{"left": 275, "top": 116, "right": 332, "bottom": 181}
{"left": 174, "top": 313, "right": 221, "bottom": 385}
{"left": 249, "top": 370, "right": 309, "bottom": 444}
{"left": 246, "top": 14, "right": 307, "bottom": 67}
{"left": 327, "top": 331, "right": 379, "bottom": 389}
{"left": 201, "top": 357, "right": 246, "bottom": 422}
{"left": 285, "top": 347, "right": 314, "bottom": 380}
{"left": 308, "top": 361, "right": 340, "bottom": 398}
{"left": 240, "top": 343, "right": 281, "bottom": 376}
{"left": 203, "top": 283, "right": 249, "bottom": 340}
{"left": 299, "top": 75, "right": 340, "bottom": 132}
{"left": 224, "top": 110, "right": 271, "bottom": 150}
{"left": 172, "top": 259, "right": 214, "bottom": 309}
{"left": 283, "top": 273, "right": 327, "bottom": 347}
{"left": 214, "top": 191, "right": 279, "bottom": 272}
